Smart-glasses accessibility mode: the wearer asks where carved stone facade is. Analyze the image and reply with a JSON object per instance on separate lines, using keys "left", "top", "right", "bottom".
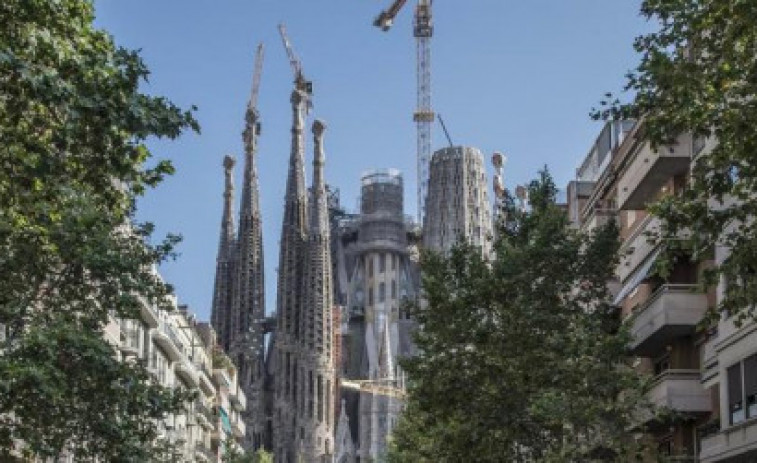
{"left": 272, "top": 90, "right": 337, "bottom": 462}
{"left": 210, "top": 101, "right": 266, "bottom": 449}
{"left": 423, "top": 146, "right": 493, "bottom": 256}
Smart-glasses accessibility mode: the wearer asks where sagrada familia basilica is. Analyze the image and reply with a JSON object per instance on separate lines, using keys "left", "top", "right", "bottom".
{"left": 209, "top": 39, "right": 490, "bottom": 462}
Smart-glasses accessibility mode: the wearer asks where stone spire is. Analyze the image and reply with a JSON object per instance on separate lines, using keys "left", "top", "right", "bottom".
{"left": 273, "top": 89, "right": 310, "bottom": 462}
{"left": 310, "top": 120, "right": 329, "bottom": 236}
{"left": 211, "top": 155, "right": 236, "bottom": 352}
{"left": 378, "top": 315, "right": 394, "bottom": 381}
{"left": 233, "top": 101, "right": 267, "bottom": 449}
{"left": 299, "top": 119, "right": 336, "bottom": 461}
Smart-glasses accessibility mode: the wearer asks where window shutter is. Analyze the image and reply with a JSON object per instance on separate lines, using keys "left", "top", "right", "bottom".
{"left": 745, "top": 355, "right": 757, "bottom": 396}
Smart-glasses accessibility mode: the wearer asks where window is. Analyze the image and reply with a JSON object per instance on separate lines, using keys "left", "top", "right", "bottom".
{"left": 728, "top": 354, "right": 757, "bottom": 425}
{"left": 379, "top": 283, "right": 386, "bottom": 303}
{"left": 391, "top": 280, "right": 397, "bottom": 299}
{"left": 368, "top": 257, "right": 373, "bottom": 278}
{"left": 746, "top": 355, "right": 757, "bottom": 418}
{"left": 729, "top": 363, "right": 744, "bottom": 424}
{"left": 379, "top": 254, "right": 386, "bottom": 273}
{"left": 368, "top": 288, "right": 374, "bottom": 306}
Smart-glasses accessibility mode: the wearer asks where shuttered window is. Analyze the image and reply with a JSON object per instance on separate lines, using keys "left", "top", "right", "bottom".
{"left": 729, "top": 363, "right": 745, "bottom": 424}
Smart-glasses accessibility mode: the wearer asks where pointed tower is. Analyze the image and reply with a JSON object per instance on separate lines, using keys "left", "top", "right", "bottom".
{"left": 334, "top": 399, "right": 356, "bottom": 463}
{"left": 211, "top": 155, "right": 236, "bottom": 352}
{"left": 231, "top": 98, "right": 267, "bottom": 449}
{"left": 273, "top": 89, "right": 310, "bottom": 462}
{"left": 299, "top": 119, "right": 336, "bottom": 460}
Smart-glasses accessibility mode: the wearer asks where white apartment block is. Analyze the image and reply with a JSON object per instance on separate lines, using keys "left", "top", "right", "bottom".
{"left": 102, "top": 298, "right": 248, "bottom": 462}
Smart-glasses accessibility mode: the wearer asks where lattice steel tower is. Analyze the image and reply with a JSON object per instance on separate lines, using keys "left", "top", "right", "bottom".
{"left": 374, "top": 0, "right": 434, "bottom": 223}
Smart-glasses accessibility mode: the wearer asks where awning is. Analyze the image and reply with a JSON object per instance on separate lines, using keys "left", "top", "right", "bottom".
{"left": 219, "top": 406, "right": 232, "bottom": 433}
{"left": 612, "top": 248, "right": 661, "bottom": 306}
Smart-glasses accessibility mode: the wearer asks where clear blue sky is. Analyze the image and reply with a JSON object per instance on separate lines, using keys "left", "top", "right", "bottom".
{"left": 94, "top": 0, "right": 649, "bottom": 321}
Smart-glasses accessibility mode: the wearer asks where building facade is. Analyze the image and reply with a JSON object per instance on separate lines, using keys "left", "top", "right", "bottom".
{"left": 104, "top": 299, "right": 247, "bottom": 462}
{"left": 423, "top": 146, "right": 493, "bottom": 256}
{"left": 567, "top": 121, "right": 725, "bottom": 460}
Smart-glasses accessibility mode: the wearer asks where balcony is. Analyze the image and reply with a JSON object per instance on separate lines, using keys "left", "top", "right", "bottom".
{"left": 152, "top": 330, "right": 181, "bottom": 362}
{"left": 139, "top": 302, "right": 160, "bottom": 329}
{"left": 647, "top": 369, "right": 710, "bottom": 413}
{"left": 618, "top": 214, "right": 660, "bottom": 284}
{"left": 628, "top": 284, "right": 708, "bottom": 356}
{"left": 197, "top": 363, "right": 215, "bottom": 397}
{"left": 175, "top": 360, "right": 198, "bottom": 388}
{"left": 700, "top": 418, "right": 757, "bottom": 462}
{"left": 617, "top": 135, "right": 692, "bottom": 210}
{"left": 194, "top": 401, "right": 212, "bottom": 430}
{"left": 194, "top": 441, "right": 212, "bottom": 462}
{"left": 232, "top": 416, "right": 246, "bottom": 439}
{"left": 581, "top": 207, "right": 617, "bottom": 233}
{"left": 213, "top": 368, "right": 232, "bottom": 389}
{"left": 231, "top": 385, "right": 247, "bottom": 412}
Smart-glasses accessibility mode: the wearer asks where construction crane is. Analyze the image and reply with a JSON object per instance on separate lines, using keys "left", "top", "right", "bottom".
{"left": 249, "top": 43, "right": 264, "bottom": 112}
{"left": 374, "top": 0, "right": 434, "bottom": 224}
{"left": 341, "top": 379, "right": 406, "bottom": 399}
{"left": 246, "top": 42, "right": 264, "bottom": 134}
{"left": 437, "top": 113, "right": 453, "bottom": 147}
{"left": 277, "top": 23, "right": 313, "bottom": 112}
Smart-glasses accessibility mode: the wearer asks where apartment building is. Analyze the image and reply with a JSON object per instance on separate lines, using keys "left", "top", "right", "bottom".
{"left": 568, "top": 121, "right": 716, "bottom": 460}
{"left": 694, "top": 135, "right": 757, "bottom": 461}
{"left": 103, "top": 299, "right": 248, "bottom": 462}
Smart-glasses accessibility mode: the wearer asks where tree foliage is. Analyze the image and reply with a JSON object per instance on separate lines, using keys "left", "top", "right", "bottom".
{"left": 0, "top": 0, "right": 198, "bottom": 459}
{"left": 595, "top": 0, "right": 757, "bottom": 324}
{"left": 222, "top": 439, "right": 274, "bottom": 463}
{"left": 389, "top": 171, "right": 654, "bottom": 462}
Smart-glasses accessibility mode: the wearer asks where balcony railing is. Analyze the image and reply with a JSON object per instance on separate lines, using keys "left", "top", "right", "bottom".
{"left": 617, "top": 134, "right": 692, "bottom": 210}
{"left": 175, "top": 359, "right": 198, "bottom": 388}
{"left": 699, "top": 417, "right": 757, "bottom": 462}
{"left": 230, "top": 385, "right": 247, "bottom": 412}
{"left": 139, "top": 302, "right": 160, "bottom": 329}
{"left": 232, "top": 416, "right": 246, "bottom": 439}
{"left": 581, "top": 207, "right": 616, "bottom": 232}
{"left": 628, "top": 284, "right": 708, "bottom": 356}
{"left": 196, "top": 362, "right": 216, "bottom": 396}
{"left": 647, "top": 369, "right": 710, "bottom": 413}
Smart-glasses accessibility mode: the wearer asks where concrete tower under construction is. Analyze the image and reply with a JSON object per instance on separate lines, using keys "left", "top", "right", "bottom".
{"left": 331, "top": 169, "right": 421, "bottom": 463}
{"left": 423, "top": 146, "right": 493, "bottom": 256}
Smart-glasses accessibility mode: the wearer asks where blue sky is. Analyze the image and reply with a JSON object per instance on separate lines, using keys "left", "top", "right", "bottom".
{"left": 94, "top": 1, "right": 649, "bottom": 321}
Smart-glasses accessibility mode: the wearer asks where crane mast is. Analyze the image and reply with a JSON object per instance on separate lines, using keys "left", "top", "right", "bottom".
{"left": 414, "top": 0, "right": 433, "bottom": 224}
{"left": 277, "top": 23, "right": 313, "bottom": 113}
{"left": 375, "top": 0, "right": 433, "bottom": 223}
{"left": 244, "top": 42, "right": 264, "bottom": 138}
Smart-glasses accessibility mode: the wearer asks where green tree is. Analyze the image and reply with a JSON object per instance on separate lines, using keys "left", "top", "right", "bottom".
{"left": 222, "top": 438, "right": 273, "bottom": 463}
{"left": 0, "top": 0, "right": 198, "bottom": 460}
{"left": 389, "top": 170, "right": 654, "bottom": 462}
{"left": 595, "top": 0, "right": 757, "bottom": 324}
